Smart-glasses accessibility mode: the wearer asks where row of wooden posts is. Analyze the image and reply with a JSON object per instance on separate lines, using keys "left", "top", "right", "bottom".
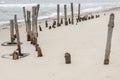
{"left": 8, "top": 3, "right": 114, "bottom": 65}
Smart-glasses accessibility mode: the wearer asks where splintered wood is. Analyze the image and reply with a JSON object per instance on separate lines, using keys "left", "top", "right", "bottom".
{"left": 104, "top": 13, "right": 115, "bottom": 65}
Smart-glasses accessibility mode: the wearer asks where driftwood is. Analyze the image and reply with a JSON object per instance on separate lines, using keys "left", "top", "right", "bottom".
{"left": 64, "top": 52, "right": 71, "bottom": 64}
{"left": 14, "top": 15, "right": 22, "bottom": 56}
{"left": 104, "top": 13, "right": 115, "bottom": 65}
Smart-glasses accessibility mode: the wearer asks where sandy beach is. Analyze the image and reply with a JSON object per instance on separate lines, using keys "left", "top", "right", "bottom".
{"left": 0, "top": 7, "right": 120, "bottom": 80}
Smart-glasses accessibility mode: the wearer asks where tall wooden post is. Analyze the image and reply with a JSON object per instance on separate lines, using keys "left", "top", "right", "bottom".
{"left": 26, "top": 11, "right": 31, "bottom": 41}
{"left": 104, "top": 13, "right": 115, "bottom": 65}
{"left": 57, "top": 4, "right": 60, "bottom": 26}
{"left": 14, "top": 15, "right": 22, "bottom": 56}
{"left": 78, "top": 3, "right": 80, "bottom": 18}
{"left": 71, "top": 3, "right": 74, "bottom": 24}
{"left": 23, "top": 7, "right": 27, "bottom": 32}
{"left": 10, "top": 19, "right": 15, "bottom": 43}
{"left": 64, "top": 5, "right": 68, "bottom": 25}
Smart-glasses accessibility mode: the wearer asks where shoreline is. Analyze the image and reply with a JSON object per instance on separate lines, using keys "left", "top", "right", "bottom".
{"left": 0, "top": 6, "right": 120, "bottom": 28}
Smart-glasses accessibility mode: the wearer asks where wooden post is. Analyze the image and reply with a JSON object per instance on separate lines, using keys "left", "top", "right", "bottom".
{"left": 35, "top": 44, "right": 39, "bottom": 51}
{"left": 23, "top": 7, "right": 27, "bottom": 32}
{"left": 26, "top": 11, "right": 31, "bottom": 41}
{"left": 64, "top": 5, "right": 68, "bottom": 25}
{"left": 64, "top": 52, "right": 71, "bottom": 64}
{"left": 104, "top": 13, "right": 115, "bottom": 65}
{"left": 57, "top": 4, "right": 60, "bottom": 27}
{"left": 32, "top": 6, "right": 38, "bottom": 45}
{"left": 37, "top": 47, "right": 43, "bottom": 57}
{"left": 71, "top": 3, "right": 74, "bottom": 24}
{"left": 14, "top": 15, "right": 22, "bottom": 56}
{"left": 45, "top": 20, "right": 48, "bottom": 28}
{"left": 78, "top": 3, "right": 80, "bottom": 19}
{"left": 39, "top": 25, "right": 42, "bottom": 31}
{"left": 13, "top": 51, "right": 19, "bottom": 60}
{"left": 10, "top": 19, "right": 15, "bottom": 43}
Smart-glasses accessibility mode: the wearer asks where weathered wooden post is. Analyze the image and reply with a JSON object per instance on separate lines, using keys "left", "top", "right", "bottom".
{"left": 104, "top": 13, "right": 115, "bottom": 65}
{"left": 14, "top": 15, "right": 22, "bottom": 56}
{"left": 10, "top": 19, "right": 15, "bottom": 43}
{"left": 37, "top": 47, "right": 43, "bottom": 57}
{"left": 64, "top": 52, "right": 71, "bottom": 64}
{"left": 23, "top": 7, "right": 27, "bottom": 32}
{"left": 78, "top": 3, "right": 80, "bottom": 19}
{"left": 68, "top": 18, "right": 71, "bottom": 24}
{"left": 26, "top": 11, "right": 31, "bottom": 41}
{"left": 13, "top": 50, "right": 19, "bottom": 60}
{"left": 71, "top": 3, "right": 74, "bottom": 24}
{"left": 39, "top": 25, "right": 42, "bottom": 31}
{"left": 57, "top": 4, "right": 60, "bottom": 27}
{"left": 45, "top": 21, "right": 48, "bottom": 28}
{"left": 64, "top": 5, "right": 68, "bottom": 25}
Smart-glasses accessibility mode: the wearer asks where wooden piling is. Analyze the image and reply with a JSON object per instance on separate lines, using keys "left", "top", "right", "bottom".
{"left": 39, "top": 25, "right": 42, "bottom": 31}
{"left": 64, "top": 52, "right": 71, "bottom": 64}
{"left": 10, "top": 19, "right": 15, "bottom": 43}
{"left": 57, "top": 4, "right": 60, "bottom": 27}
{"left": 26, "top": 11, "right": 31, "bottom": 41}
{"left": 37, "top": 47, "right": 43, "bottom": 57}
{"left": 45, "top": 20, "right": 48, "bottom": 28}
{"left": 23, "top": 7, "right": 27, "bottom": 32}
{"left": 14, "top": 15, "right": 22, "bottom": 56}
{"left": 104, "top": 13, "right": 115, "bottom": 65}
{"left": 78, "top": 3, "right": 80, "bottom": 18}
{"left": 64, "top": 5, "right": 68, "bottom": 25}
{"left": 71, "top": 3, "right": 74, "bottom": 24}
{"left": 13, "top": 51, "right": 19, "bottom": 60}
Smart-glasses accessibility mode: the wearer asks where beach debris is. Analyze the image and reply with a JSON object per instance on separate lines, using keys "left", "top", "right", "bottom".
{"left": 104, "top": 13, "right": 114, "bottom": 65}
{"left": 64, "top": 52, "right": 71, "bottom": 64}
{"left": 35, "top": 44, "right": 39, "bottom": 51}
{"left": 49, "top": 26, "right": 52, "bottom": 29}
{"left": 14, "top": 14, "right": 23, "bottom": 56}
{"left": 37, "top": 47, "right": 43, "bottom": 57}
{"left": 57, "top": 4, "right": 60, "bottom": 27}
{"left": 39, "top": 25, "right": 42, "bottom": 31}
{"left": 71, "top": 3, "right": 74, "bottom": 24}
{"left": 45, "top": 20, "right": 48, "bottom": 28}
{"left": 13, "top": 50, "right": 19, "bottom": 60}
{"left": 78, "top": 3, "right": 80, "bottom": 19}
{"left": 91, "top": 15, "right": 94, "bottom": 19}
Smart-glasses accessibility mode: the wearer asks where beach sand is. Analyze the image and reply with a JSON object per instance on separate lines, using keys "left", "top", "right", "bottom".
{"left": 0, "top": 7, "right": 120, "bottom": 80}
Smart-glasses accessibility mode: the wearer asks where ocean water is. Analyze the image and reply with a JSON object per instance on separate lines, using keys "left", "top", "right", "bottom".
{"left": 0, "top": 0, "right": 120, "bottom": 24}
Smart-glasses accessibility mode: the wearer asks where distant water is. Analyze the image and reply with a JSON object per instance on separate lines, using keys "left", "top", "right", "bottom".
{"left": 0, "top": 0, "right": 120, "bottom": 24}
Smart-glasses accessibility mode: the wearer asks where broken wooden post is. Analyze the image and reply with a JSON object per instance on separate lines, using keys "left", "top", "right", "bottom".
{"left": 104, "top": 13, "right": 115, "bottom": 65}
{"left": 45, "top": 20, "right": 48, "bottom": 28}
{"left": 57, "top": 4, "right": 60, "bottom": 27}
{"left": 61, "top": 18, "right": 63, "bottom": 24}
{"left": 10, "top": 19, "right": 15, "bottom": 43}
{"left": 13, "top": 50, "right": 19, "bottom": 60}
{"left": 14, "top": 14, "right": 22, "bottom": 56}
{"left": 35, "top": 44, "right": 39, "bottom": 51}
{"left": 78, "top": 3, "right": 80, "bottom": 19}
{"left": 37, "top": 47, "right": 43, "bottom": 57}
{"left": 26, "top": 11, "right": 31, "bottom": 41}
{"left": 68, "top": 18, "right": 71, "bottom": 24}
{"left": 64, "top": 5, "right": 68, "bottom": 25}
{"left": 71, "top": 3, "right": 74, "bottom": 24}
{"left": 64, "top": 52, "right": 71, "bottom": 64}
{"left": 39, "top": 25, "right": 42, "bottom": 31}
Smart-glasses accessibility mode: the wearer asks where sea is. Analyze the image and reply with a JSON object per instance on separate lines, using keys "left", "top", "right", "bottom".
{"left": 0, "top": 0, "right": 120, "bottom": 25}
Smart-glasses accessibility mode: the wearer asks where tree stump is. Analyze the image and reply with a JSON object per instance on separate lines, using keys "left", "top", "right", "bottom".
{"left": 64, "top": 52, "right": 71, "bottom": 64}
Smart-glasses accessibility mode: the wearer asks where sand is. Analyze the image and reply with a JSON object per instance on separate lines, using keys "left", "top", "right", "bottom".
{"left": 0, "top": 7, "right": 120, "bottom": 80}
